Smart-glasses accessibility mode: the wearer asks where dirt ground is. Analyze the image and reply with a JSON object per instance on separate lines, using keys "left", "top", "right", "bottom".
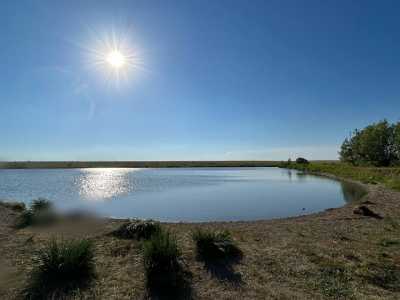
{"left": 1, "top": 180, "right": 400, "bottom": 299}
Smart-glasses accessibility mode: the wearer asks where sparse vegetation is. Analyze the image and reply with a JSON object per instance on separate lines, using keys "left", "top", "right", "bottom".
{"left": 25, "top": 239, "right": 95, "bottom": 299}
{"left": 192, "top": 229, "right": 241, "bottom": 261}
{"left": 112, "top": 219, "right": 161, "bottom": 240}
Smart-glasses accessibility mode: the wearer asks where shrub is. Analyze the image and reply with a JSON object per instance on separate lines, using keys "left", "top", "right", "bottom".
{"left": 192, "top": 229, "right": 241, "bottom": 261}
{"left": 15, "top": 210, "right": 35, "bottom": 229}
{"left": 31, "top": 198, "right": 52, "bottom": 213}
{"left": 16, "top": 210, "right": 56, "bottom": 229}
{"left": 25, "top": 239, "right": 95, "bottom": 299}
{"left": 0, "top": 201, "right": 26, "bottom": 212}
{"left": 366, "top": 261, "right": 400, "bottom": 292}
{"left": 143, "top": 230, "right": 181, "bottom": 289}
{"left": 113, "top": 219, "right": 161, "bottom": 240}
{"left": 15, "top": 199, "right": 56, "bottom": 229}
{"left": 296, "top": 157, "right": 309, "bottom": 164}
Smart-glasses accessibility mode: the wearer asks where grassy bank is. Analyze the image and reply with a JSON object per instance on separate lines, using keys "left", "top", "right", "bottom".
{"left": 283, "top": 162, "right": 400, "bottom": 191}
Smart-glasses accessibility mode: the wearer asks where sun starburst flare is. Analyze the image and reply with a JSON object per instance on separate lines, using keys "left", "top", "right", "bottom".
{"left": 82, "top": 28, "right": 146, "bottom": 87}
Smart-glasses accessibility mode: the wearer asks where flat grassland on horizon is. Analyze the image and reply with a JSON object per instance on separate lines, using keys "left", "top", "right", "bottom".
{"left": 0, "top": 160, "right": 336, "bottom": 169}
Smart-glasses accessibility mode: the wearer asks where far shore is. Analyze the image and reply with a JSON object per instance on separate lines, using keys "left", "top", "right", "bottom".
{"left": 0, "top": 160, "right": 337, "bottom": 169}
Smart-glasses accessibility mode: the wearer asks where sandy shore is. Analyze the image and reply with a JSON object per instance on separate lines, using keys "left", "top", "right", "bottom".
{"left": 1, "top": 178, "right": 400, "bottom": 299}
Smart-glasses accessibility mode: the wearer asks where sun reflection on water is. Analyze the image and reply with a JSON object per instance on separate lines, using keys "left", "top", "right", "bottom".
{"left": 78, "top": 168, "right": 137, "bottom": 201}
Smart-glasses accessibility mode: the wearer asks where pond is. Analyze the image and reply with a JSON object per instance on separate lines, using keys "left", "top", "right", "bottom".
{"left": 0, "top": 167, "right": 364, "bottom": 222}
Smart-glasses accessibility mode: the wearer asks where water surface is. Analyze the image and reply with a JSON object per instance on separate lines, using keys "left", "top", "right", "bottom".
{"left": 0, "top": 167, "right": 362, "bottom": 221}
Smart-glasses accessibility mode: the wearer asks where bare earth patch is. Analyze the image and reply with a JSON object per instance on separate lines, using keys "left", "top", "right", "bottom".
{"left": 1, "top": 183, "right": 400, "bottom": 299}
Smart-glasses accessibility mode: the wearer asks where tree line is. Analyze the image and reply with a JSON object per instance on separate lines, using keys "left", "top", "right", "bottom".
{"left": 340, "top": 120, "right": 400, "bottom": 166}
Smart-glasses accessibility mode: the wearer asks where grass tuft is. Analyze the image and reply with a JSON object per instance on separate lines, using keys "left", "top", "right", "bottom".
{"left": 25, "top": 239, "right": 95, "bottom": 299}
{"left": 31, "top": 198, "right": 52, "bottom": 213}
{"left": 380, "top": 238, "right": 400, "bottom": 247}
{"left": 143, "top": 229, "right": 182, "bottom": 289}
{"left": 307, "top": 254, "right": 353, "bottom": 299}
{"left": 364, "top": 261, "right": 400, "bottom": 292}
{"left": 113, "top": 219, "right": 161, "bottom": 240}
{"left": 15, "top": 199, "right": 56, "bottom": 229}
{"left": 318, "top": 263, "right": 353, "bottom": 298}
{"left": 15, "top": 210, "right": 35, "bottom": 229}
{"left": 0, "top": 201, "right": 26, "bottom": 211}
{"left": 192, "top": 229, "right": 241, "bottom": 261}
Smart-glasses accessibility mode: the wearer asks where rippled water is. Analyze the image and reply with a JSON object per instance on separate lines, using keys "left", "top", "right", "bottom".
{"left": 0, "top": 167, "right": 363, "bottom": 221}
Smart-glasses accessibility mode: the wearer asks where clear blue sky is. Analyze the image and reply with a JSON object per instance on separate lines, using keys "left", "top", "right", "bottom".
{"left": 1, "top": 0, "right": 399, "bottom": 161}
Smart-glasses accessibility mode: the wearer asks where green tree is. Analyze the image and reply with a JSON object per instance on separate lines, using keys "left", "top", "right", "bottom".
{"left": 357, "top": 120, "right": 393, "bottom": 166}
{"left": 394, "top": 122, "right": 400, "bottom": 164}
{"left": 339, "top": 120, "right": 396, "bottom": 166}
{"left": 340, "top": 137, "right": 354, "bottom": 164}
{"left": 340, "top": 129, "right": 362, "bottom": 165}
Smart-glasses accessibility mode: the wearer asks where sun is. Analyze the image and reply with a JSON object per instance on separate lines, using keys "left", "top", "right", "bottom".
{"left": 82, "top": 28, "right": 145, "bottom": 87}
{"left": 106, "top": 50, "right": 126, "bottom": 69}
